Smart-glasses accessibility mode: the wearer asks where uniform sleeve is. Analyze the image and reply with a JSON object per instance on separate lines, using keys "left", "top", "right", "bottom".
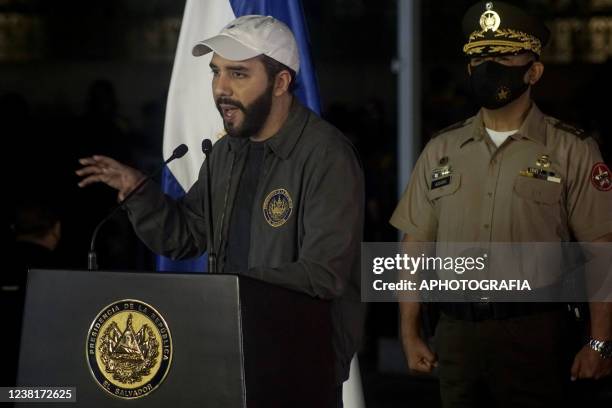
{"left": 245, "top": 140, "right": 364, "bottom": 300}
{"left": 123, "top": 164, "right": 209, "bottom": 260}
{"left": 389, "top": 146, "right": 438, "bottom": 241}
{"left": 567, "top": 137, "right": 612, "bottom": 241}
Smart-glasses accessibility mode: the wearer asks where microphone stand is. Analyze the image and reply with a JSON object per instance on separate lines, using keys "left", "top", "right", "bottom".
{"left": 202, "top": 139, "right": 217, "bottom": 274}
{"left": 88, "top": 145, "right": 187, "bottom": 271}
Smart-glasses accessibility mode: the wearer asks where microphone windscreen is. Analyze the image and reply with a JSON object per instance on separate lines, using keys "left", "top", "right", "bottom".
{"left": 202, "top": 139, "right": 213, "bottom": 154}
{"left": 173, "top": 144, "right": 189, "bottom": 159}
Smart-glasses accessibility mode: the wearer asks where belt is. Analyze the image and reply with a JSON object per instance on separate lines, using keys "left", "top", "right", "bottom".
{"left": 439, "top": 302, "right": 564, "bottom": 321}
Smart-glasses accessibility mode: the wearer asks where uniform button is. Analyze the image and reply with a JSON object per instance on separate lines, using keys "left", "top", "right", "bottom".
{"left": 484, "top": 224, "right": 490, "bottom": 229}
{"left": 487, "top": 192, "right": 493, "bottom": 197}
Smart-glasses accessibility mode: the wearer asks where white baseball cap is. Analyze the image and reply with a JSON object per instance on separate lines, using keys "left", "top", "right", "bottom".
{"left": 192, "top": 15, "right": 300, "bottom": 73}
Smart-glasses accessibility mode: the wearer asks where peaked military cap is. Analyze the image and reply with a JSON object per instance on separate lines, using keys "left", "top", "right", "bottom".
{"left": 462, "top": 1, "right": 550, "bottom": 57}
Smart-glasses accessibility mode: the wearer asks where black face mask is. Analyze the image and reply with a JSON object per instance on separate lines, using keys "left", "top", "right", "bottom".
{"left": 469, "top": 60, "right": 533, "bottom": 110}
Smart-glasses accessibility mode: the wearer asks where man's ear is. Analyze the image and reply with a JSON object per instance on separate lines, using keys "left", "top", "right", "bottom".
{"left": 274, "top": 70, "right": 292, "bottom": 96}
{"left": 467, "top": 63, "right": 473, "bottom": 76}
{"left": 526, "top": 61, "right": 544, "bottom": 85}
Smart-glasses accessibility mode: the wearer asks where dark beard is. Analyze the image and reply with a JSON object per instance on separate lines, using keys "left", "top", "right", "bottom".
{"left": 217, "top": 84, "right": 274, "bottom": 139}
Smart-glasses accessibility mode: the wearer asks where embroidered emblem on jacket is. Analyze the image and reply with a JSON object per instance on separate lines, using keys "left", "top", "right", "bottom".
{"left": 263, "top": 188, "right": 293, "bottom": 227}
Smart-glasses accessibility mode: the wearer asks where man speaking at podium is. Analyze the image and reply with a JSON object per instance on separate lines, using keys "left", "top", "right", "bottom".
{"left": 76, "top": 15, "right": 364, "bottom": 399}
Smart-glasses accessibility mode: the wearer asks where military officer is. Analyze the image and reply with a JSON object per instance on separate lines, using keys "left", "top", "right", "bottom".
{"left": 391, "top": 2, "right": 612, "bottom": 407}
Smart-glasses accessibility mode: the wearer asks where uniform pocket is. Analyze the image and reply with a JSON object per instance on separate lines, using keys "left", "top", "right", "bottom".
{"left": 428, "top": 174, "right": 461, "bottom": 201}
{"left": 511, "top": 176, "right": 566, "bottom": 241}
{"left": 513, "top": 176, "right": 562, "bottom": 205}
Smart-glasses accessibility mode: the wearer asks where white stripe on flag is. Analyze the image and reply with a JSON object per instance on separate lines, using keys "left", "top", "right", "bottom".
{"left": 163, "top": 0, "right": 235, "bottom": 191}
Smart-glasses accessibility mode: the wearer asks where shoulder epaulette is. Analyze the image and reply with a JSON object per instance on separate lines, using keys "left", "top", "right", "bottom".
{"left": 551, "top": 119, "right": 587, "bottom": 140}
{"left": 431, "top": 119, "right": 470, "bottom": 139}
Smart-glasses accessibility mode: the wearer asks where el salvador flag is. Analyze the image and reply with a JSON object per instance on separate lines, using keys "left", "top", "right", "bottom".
{"left": 158, "top": 1, "right": 364, "bottom": 405}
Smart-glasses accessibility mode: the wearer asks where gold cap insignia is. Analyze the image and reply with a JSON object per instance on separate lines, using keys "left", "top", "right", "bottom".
{"left": 480, "top": 3, "right": 501, "bottom": 32}
{"left": 86, "top": 300, "right": 172, "bottom": 399}
{"left": 263, "top": 188, "right": 293, "bottom": 228}
{"left": 463, "top": 1, "right": 546, "bottom": 57}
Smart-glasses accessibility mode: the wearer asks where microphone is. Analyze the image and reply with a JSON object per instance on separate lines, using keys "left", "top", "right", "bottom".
{"left": 201, "top": 139, "right": 217, "bottom": 274}
{"left": 201, "top": 139, "right": 213, "bottom": 155}
{"left": 88, "top": 144, "right": 189, "bottom": 271}
{"left": 169, "top": 143, "right": 188, "bottom": 161}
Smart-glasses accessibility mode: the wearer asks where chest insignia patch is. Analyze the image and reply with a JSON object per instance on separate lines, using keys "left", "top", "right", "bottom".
{"left": 519, "top": 166, "right": 561, "bottom": 183}
{"left": 432, "top": 165, "right": 452, "bottom": 180}
{"left": 536, "top": 154, "right": 551, "bottom": 168}
{"left": 431, "top": 166, "right": 453, "bottom": 190}
{"left": 591, "top": 162, "right": 612, "bottom": 192}
{"left": 263, "top": 188, "right": 294, "bottom": 227}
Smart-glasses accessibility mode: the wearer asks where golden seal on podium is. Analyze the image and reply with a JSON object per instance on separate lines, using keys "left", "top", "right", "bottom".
{"left": 86, "top": 300, "right": 172, "bottom": 399}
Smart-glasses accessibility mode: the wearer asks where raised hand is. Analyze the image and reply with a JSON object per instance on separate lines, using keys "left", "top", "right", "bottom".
{"left": 76, "top": 155, "right": 145, "bottom": 201}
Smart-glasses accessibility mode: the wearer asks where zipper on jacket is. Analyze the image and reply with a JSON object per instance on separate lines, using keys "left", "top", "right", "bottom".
{"left": 215, "top": 153, "right": 236, "bottom": 265}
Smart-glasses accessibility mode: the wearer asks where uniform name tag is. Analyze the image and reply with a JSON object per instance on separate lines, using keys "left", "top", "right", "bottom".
{"left": 431, "top": 176, "right": 451, "bottom": 189}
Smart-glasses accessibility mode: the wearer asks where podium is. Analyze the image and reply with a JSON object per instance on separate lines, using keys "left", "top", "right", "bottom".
{"left": 17, "top": 269, "right": 335, "bottom": 407}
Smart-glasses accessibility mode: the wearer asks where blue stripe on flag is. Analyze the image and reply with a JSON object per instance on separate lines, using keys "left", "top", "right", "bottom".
{"left": 229, "top": 0, "right": 321, "bottom": 114}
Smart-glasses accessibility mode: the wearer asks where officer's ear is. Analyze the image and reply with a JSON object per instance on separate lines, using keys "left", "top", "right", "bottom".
{"left": 467, "top": 63, "right": 473, "bottom": 76}
{"left": 526, "top": 60, "right": 544, "bottom": 85}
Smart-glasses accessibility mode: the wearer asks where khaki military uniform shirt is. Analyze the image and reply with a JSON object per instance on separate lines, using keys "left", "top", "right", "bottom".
{"left": 390, "top": 103, "right": 612, "bottom": 243}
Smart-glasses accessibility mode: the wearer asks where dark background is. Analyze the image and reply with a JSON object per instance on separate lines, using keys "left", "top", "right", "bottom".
{"left": 2, "top": 0, "right": 612, "bottom": 406}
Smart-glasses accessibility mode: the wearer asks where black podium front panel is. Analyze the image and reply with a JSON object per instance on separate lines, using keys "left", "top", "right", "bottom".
{"left": 17, "top": 269, "right": 246, "bottom": 407}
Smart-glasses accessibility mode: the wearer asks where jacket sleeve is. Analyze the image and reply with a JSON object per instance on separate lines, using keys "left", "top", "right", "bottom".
{"left": 245, "top": 139, "right": 365, "bottom": 300}
{"left": 123, "top": 165, "right": 209, "bottom": 260}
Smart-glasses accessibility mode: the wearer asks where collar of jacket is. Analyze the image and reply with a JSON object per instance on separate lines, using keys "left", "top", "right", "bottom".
{"left": 226, "top": 97, "right": 311, "bottom": 159}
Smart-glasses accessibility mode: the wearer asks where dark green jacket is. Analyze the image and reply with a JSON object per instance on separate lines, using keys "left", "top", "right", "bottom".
{"left": 125, "top": 100, "right": 365, "bottom": 383}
